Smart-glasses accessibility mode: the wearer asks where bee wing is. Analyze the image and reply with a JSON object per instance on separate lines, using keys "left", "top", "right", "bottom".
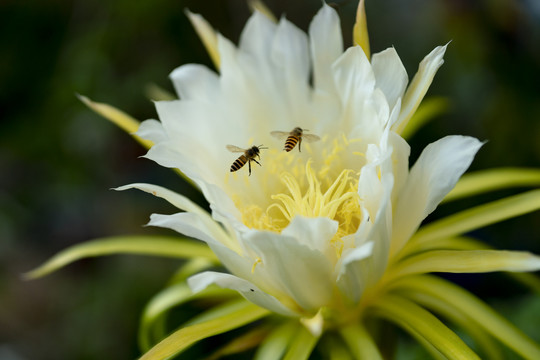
{"left": 270, "top": 131, "right": 290, "bottom": 139}
{"left": 226, "top": 145, "right": 246, "bottom": 153}
{"left": 302, "top": 134, "right": 321, "bottom": 142}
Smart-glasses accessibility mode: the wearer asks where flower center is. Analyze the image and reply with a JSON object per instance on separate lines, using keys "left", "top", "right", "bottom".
{"left": 237, "top": 158, "right": 363, "bottom": 255}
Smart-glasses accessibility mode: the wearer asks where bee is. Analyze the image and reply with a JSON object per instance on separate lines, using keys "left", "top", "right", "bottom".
{"left": 270, "top": 127, "right": 320, "bottom": 152}
{"left": 226, "top": 144, "right": 267, "bottom": 176}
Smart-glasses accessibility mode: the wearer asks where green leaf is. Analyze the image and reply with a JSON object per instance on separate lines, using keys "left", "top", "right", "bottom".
{"left": 139, "top": 299, "right": 270, "bottom": 360}
{"left": 254, "top": 321, "right": 299, "bottom": 360}
{"left": 340, "top": 323, "right": 383, "bottom": 360}
{"left": 138, "top": 283, "right": 236, "bottom": 351}
{"left": 282, "top": 324, "right": 320, "bottom": 360}
{"left": 410, "top": 189, "right": 540, "bottom": 250}
{"left": 24, "top": 235, "right": 219, "bottom": 279}
{"left": 401, "top": 97, "right": 449, "bottom": 140}
{"left": 444, "top": 168, "right": 540, "bottom": 203}
{"left": 370, "top": 295, "right": 480, "bottom": 359}
{"left": 391, "top": 275, "right": 540, "bottom": 359}
{"left": 388, "top": 249, "right": 540, "bottom": 280}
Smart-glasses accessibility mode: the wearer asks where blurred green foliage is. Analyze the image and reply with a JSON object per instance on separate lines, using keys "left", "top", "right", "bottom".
{"left": 1, "top": 0, "right": 539, "bottom": 358}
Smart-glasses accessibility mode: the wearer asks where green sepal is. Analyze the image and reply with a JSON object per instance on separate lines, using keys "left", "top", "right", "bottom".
{"left": 24, "top": 235, "right": 218, "bottom": 280}
{"left": 139, "top": 299, "right": 270, "bottom": 360}
{"left": 392, "top": 275, "right": 540, "bottom": 359}
{"left": 339, "top": 323, "right": 383, "bottom": 360}
{"left": 138, "top": 282, "right": 236, "bottom": 351}
{"left": 410, "top": 189, "right": 540, "bottom": 250}
{"left": 282, "top": 323, "right": 320, "bottom": 360}
{"left": 401, "top": 97, "right": 449, "bottom": 140}
{"left": 254, "top": 320, "right": 299, "bottom": 360}
{"left": 444, "top": 168, "right": 540, "bottom": 203}
{"left": 370, "top": 295, "right": 480, "bottom": 359}
{"left": 394, "top": 285, "right": 504, "bottom": 360}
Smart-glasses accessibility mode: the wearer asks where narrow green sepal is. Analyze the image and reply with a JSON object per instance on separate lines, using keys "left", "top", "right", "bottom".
{"left": 24, "top": 235, "right": 218, "bottom": 280}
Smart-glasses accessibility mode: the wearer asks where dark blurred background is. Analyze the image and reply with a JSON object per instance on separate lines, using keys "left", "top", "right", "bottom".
{"left": 1, "top": 0, "right": 539, "bottom": 359}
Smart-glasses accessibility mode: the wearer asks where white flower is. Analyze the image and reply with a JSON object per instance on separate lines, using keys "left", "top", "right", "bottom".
{"left": 123, "top": 4, "right": 484, "bottom": 324}
{"left": 28, "top": 3, "right": 540, "bottom": 358}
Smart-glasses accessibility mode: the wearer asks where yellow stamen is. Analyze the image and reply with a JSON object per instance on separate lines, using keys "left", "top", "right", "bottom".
{"left": 238, "top": 160, "right": 362, "bottom": 259}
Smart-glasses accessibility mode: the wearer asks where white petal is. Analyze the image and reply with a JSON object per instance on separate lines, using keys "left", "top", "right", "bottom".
{"left": 239, "top": 11, "right": 277, "bottom": 61}
{"left": 371, "top": 47, "right": 408, "bottom": 109}
{"left": 281, "top": 216, "right": 338, "bottom": 257}
{"left": 245, "top": 230, "right": 335, "bottom": 312}
{"left": 332, "top": 46, "right": 377, "bottom": 137}
{"left": 207, "top": 241, "right": 295, "bottom": 304}
{"left": 137, "top": 119, "right": 167, "bottom": 143}
{"left": 359, "top": 158, "right": 394, "bottom": 277}
{"left": 188, "top": 271, "right": 298, "bottom": 317}
{"left": 336, "top": 241, "right": 373, "bottom": 302}
{"left": 115, "top": 183, "right": 206, "bottom": 214}
{"left": 393, "top": 44, "right": 448, "bottom": 134}
{"left": 143, "top": 140, "right": 217, "bottom": 185}
{"left": 151, "top": 100, "right": 229, "bottom": 183}
{"left": 116, "top": 181, "right": 242, "bottom": 246}
{"left": 272, "top": 17, "right": 310, "bottom": 81}
{"left": 270, "top": 17, "right": 311, "bottom": 118}
{"left": 148, "top": 213, "right": 221, "bottom": 246}
{"left": 332, "top": 46, "right": 375, "bottom": 101}
{"left": 388, "top": 131, "right": 411, "bottom": 203}
{"left": 169, "top": 64, "right": 219, "bottom": 101}
{"left": 391, "top": 135, "right": 483, "bottom": 256}
{"left": 309, "top": 4, "right": 343, "bottom": 93}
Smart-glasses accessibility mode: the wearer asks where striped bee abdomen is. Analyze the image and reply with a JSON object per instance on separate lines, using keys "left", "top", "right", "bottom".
{"left": 284, "top": 135, "right": 300, "bottom": 152}
{"left": 231, "top": 155, "right": 247, "bottom": 172}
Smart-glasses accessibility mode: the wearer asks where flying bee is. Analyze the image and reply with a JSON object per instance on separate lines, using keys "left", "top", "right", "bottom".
{"left": 226, "top": 144, "right": 267, "bottom": 176}
{"left": 270, "top": 127, "right": 320, "bottom": 152}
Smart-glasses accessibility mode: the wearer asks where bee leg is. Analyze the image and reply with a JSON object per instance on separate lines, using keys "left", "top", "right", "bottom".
{"left": 298, "top": 138, "right": 302, "bottom": 152}
{"left": 253, "top": 158, "right": 261, "bottom": 166}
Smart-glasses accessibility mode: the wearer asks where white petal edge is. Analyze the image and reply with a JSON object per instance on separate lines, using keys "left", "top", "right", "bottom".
{"left": 136, "top": 119, "right": 167, "bottom": 144}
{"left": 239, "top": 10, "right": 277, "bottom": 61}
{"left": 148, "top": 213, "right": 225, "bottom": 247}
{"left": 371, "top": 47, "right": 408, "bottom": 110}
{"left": 281, "top": 216, "right": 338, "bottom": 258}
{"left": 188, "top": 271, "right": 299, "bottom": 317}
{"left": 332, "top": 46, "right": 375, "bottom": 102}
{"left": 337, "top": 241, "right": 374, "bottom": 303}
{"left": 393, "top": 44, "right": 448, "bottom": 134}
{"left": 115, "top": 183, "right": 236, "bottom": 248}
{"left": 169, "top": 64, "right": 219, "bottom": 102}
{"left": 244, "top": 229, "right": 335, "bottom": 312}
{"left": 309, "top": 4, "right": 343, "bottom": 92}
{"left": 391, "top": 135, "right": 483, "bottom": 257}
